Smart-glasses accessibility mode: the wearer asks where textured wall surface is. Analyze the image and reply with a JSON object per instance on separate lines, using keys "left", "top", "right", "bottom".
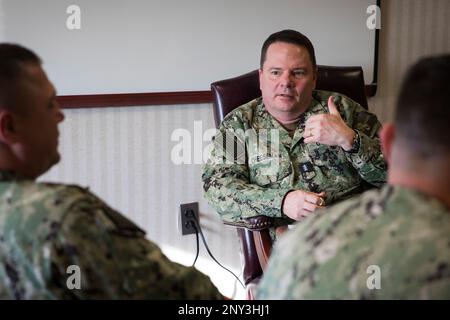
{"left": 369, "top": 0, "right": 450, "bottom": 122}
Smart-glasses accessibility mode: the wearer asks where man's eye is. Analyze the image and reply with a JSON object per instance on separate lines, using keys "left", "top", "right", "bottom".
{"left": 48, "top": 99, "right": 56, "bottom": 109}
{"left": 293, "top": 70, "right": 306, "bottom": 78}
{"left": 270, "top": 70, "right": 280, "bottom": 76}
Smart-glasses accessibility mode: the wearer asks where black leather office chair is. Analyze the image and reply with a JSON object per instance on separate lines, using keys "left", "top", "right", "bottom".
{"left": 210, "top": 65, "right": 368, "bottom": 299}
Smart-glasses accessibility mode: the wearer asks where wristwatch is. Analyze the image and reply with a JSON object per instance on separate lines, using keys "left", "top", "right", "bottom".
{"left": 347, "top": 130, "right": 360, "bottom": 153}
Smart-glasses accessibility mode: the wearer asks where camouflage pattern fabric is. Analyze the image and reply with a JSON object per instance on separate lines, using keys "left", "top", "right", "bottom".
{"left": 0, "top": 170, "right": 222, "bottom": 299}
{"left": 257, "top": 185, "right": 450, "bottom": 299}
{"left": 203, "top": 90, "right": 387, "bottom": 239}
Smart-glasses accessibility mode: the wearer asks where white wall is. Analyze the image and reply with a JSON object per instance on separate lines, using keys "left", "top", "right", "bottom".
{"left": 2, "top": 0, "right": 377, "bottom": 94}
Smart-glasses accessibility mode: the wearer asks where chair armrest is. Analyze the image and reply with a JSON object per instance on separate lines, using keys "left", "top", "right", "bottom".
{"left": 223, "top": 215, "right": 274, "bottom": 231}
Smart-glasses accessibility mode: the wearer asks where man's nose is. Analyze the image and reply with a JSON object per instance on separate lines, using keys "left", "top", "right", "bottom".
{"left": 58, "top": 110, "right": 65, "bottom": 122}
{"left": 279, "top": 71, "right": 293, "bottom": 87}
{"left": 55, "top": 103, "right": 65, "bottom": 122}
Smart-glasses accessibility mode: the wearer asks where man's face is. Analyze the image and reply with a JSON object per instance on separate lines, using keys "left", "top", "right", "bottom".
{"left": 259, "top": 42, "right": 317, "bottom": 118}
{"left": 13, "top": 63, "right": 64, "bottom": 178}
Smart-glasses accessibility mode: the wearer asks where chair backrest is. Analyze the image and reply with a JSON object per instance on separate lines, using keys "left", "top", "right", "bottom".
{"left": 210, "top": 65, "right": 368, "bottom": 288}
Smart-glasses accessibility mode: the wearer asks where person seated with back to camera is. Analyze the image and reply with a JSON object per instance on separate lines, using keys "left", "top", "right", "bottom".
{"left": 0, "top": 43, "right": 223, "bottom": 299}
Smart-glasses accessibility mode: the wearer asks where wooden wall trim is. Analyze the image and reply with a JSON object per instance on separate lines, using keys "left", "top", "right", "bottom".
{"left": 58, "top": 86, "right": 376, "bottom": 109}
{"left": 57, "top": 91, "right": 213, "bottom": 109}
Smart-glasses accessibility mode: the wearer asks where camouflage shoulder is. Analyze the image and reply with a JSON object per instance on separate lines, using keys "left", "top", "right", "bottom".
{"left": 326, "top": 187, "right": 386, "bottom": 220}
{"left": 0, "top": 181, "right": 89, "bottom": 221}
{"left": 271, "top": 188, "right": 384, "bottom": 275}
{"left": 37, "top": 182, "right": 96, "bottom": 209}
{"left": 219, "top": 97, "right": 262, "bottom": 130}
{"left": 39, "top": 183, "right": 145, "bottom": 237}
{"left": 291, "top": 187, "right": 382, "bottom": 239}
{"left": 313, "top": 90, "right": 362, "bottom": 112}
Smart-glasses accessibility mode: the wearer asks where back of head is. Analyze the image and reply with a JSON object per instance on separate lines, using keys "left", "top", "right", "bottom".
{"left": 0, "top": 43, "right": 42, "bottom": 112}
{"left": 260, "top": 29, "right": 316, "bottom": 69}
{"left": 395, "top": 54, "right": 450, "bottom": 158}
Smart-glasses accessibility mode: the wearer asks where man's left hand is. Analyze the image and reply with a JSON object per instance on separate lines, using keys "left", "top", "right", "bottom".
{"left": 304, "top": 96, "right": 355, "bottom": 151}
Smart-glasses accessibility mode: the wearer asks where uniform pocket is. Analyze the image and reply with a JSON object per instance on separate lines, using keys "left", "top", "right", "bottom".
{"left": 249, "top": 155, "right": 291, "bottom": 187}
{"left": 306, "top": 143, "right": 343, "bottom": 168}
{"left": 305, "top": 142, "right": 360, "bottom": 190}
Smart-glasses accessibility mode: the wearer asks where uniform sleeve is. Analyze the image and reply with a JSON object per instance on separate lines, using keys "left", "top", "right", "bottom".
{"left": 202, "top": 117, "right": 291, "bottom": 225}
{"left": 51, "top": 195, "right": 223, "bottom": 299}
{"left": 338, "top": 95, "right": 387, "bottom": 187}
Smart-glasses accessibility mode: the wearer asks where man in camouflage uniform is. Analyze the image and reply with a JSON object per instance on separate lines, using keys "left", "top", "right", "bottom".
{"left": 257, "top": 55, "right": 450, "bottom": 299}
{"left": 203, "top": 30, "right": 386, "bottom": 240}
{"left": 0, "top": 43, "right": 222, "bottom": 299}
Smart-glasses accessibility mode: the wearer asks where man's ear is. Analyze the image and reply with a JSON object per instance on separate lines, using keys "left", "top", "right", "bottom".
{"left": 0, "top": 110, "right": 19, "bottom": 144}
{"left": 380, "top": 123, "right": 395, "bottom": 165}
{"left": 259, "top": 68, "right": 263, "bottom": 91}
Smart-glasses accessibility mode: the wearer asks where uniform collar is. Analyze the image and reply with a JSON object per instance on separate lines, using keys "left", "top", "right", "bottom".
{"left": 254, "top": 92, "right": 328, "bottom": 149}
{"left": 387, "top": 184, "right": 450, "bottom": 211}
{"left": 0, "top": 170, "right": 29, "bottom": 182}
{"left": 255, "top": 91, "right": 328, "bottom": 129}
